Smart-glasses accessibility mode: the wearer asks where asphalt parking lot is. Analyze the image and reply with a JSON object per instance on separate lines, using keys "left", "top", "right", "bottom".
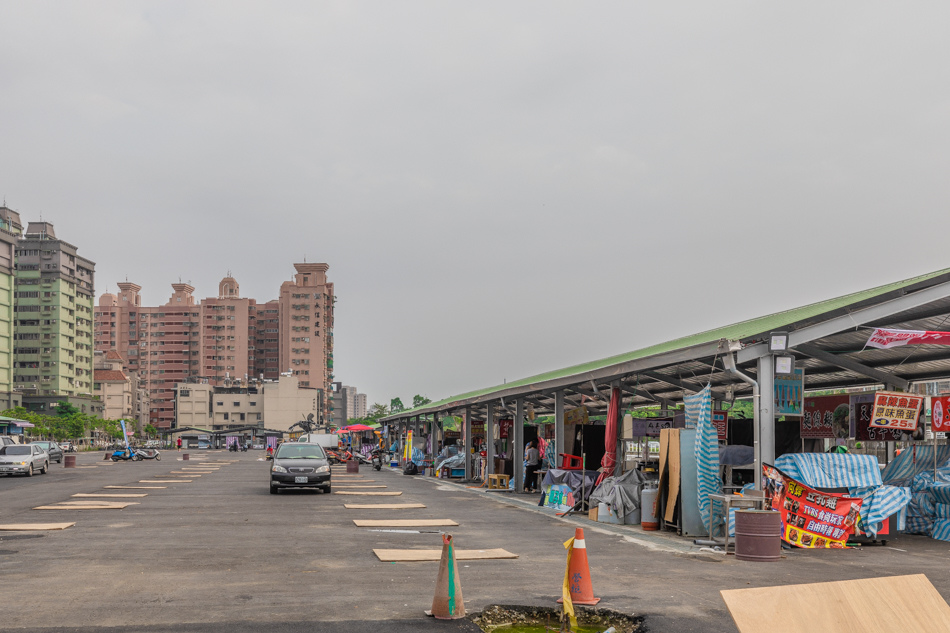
{"left": 4, "top": 451, "right": 950, "bottom": 633}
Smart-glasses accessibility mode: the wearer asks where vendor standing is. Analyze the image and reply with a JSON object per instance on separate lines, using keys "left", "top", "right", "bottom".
{"left": 524, "top": 440, "right": 541, "bottom": 492}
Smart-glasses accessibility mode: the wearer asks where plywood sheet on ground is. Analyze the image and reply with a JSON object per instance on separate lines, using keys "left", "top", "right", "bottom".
{"left": 146, "top": 480, "right": 192, "bottom": 483}
{"left": 373, "top": 548, "right": 518, "bottom": 562}
{"left": 105, "top": 486, "right": 166, "bottom": 489}
{"left": 335, "top": 485, "right": 387, "bottom": 488}
{"left": 34, "top": 503, "right": 138, "bottom": 510}
{"left": 721, "top": 574, "right": 950, "bottom": 633}
{"left": 0, "top": 523, "right": 75, "bottom": 531}
{"left": 72, "top": 493, "right": 147, "bottom": 498}
{"left": 354, "top": 519, "right": 458, "bottom": 527}
{"left": 344, "top": 503, "right": 425, "bottom": 509}
{"left": 333, "top": 491, "right": 402, "bottom": 496}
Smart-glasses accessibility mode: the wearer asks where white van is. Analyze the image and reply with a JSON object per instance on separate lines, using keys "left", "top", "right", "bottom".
{"left": 296, "top": 433, "right": 338, "bottom": 449}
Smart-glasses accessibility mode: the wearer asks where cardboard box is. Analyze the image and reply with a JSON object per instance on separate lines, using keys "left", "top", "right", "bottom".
{"left": 588, "top": 506, "right": 599, "bottom": 522}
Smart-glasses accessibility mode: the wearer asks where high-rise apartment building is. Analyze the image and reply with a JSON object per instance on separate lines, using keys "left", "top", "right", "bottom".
{"left": 278, "top": 263, "right": 334, "bottom": 420}
{"left": 13, "top": 221, "right": 95, "bottom": 398}
{"left": 94, "top": 263, "right": 334, "bottom": 430}
{"left": 0, "top": 207, "right": 20, "bottom": 409}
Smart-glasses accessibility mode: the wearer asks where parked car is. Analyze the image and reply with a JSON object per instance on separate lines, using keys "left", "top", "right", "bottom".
{"left": 31, "top": 441, "right": 64, "bottom": 464}
{"left": 60, "top": 441, "right": 75, "bottom": 453}
{"left": 269, "top": 442, "right": 331, "bottom": 494}
{"left": 0, "top": 436, "right": 18, "bottom": 447}
{"left": 0, "top": 444, "right": 49, "bottom": 476}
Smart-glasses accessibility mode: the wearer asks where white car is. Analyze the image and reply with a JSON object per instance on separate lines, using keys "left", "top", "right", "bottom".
{"left": 0, "top": 444, "right": 49, "bottom": 476}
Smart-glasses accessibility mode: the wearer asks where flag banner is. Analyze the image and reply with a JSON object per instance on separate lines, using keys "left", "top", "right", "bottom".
{"left": 868, "top": 391, "right": 923, "bottom": 431}
{"left": 763, "top": 464, "right": 863, "bottom": 548}
{"left": 866, "top": 328, "right": 950, "bottom": 349}
{"left": 712, "top": 410, "right": 729, "bottom": 441}
{"left": 933, "top": 396, "right": 950, "bottom": 433}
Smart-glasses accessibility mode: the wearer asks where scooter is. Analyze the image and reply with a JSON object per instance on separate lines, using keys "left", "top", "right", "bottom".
{"left": 111, "top": 447, "right": 161, "bottom": 461}
{"left": 229, "top": 443, "right": 238, "bottom": 452}
{"left": 370, "top": 448, "right": 388, "bottom": 471}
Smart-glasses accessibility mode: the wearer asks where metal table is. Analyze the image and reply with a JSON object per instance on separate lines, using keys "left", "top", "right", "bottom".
{"left": 708, "top": 492, "right": 767, "bottom": 551}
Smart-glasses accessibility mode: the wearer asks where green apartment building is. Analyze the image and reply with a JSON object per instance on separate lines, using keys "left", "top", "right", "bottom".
{"left": 0, "top": 207, "right": 21, "bottom": 409}
{"left": 14, "top": 221, "right": 96, "bottom": 401}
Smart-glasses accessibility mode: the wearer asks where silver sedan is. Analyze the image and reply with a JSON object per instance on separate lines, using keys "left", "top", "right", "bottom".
{"left": 0, "top": 444, "right": 50, "bottom": 476}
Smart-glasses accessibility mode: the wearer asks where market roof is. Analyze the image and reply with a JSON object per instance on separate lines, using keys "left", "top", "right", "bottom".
{"left": 382, "top": 266, "right": 950, "bottom": 422}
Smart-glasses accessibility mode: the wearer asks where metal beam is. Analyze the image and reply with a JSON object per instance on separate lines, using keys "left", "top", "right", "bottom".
{"left": 514, "top": 399, "right": 524, "bottom": 492}
{"left": 464, "top": 406, "right": 472, "bottom": 481}
{"left": 485, "top": 402, "right": 495, "bottom": 479}
{"left": 795, "top": 343, "right": 910, "bottom": 391}
{"left": 737, "top": 279, "right": 950, "bottom": 364}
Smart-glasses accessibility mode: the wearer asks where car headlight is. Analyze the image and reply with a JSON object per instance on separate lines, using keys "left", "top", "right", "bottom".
{"left": 272, "top": 464, "right": 288, "bottom": 473}
{"left": 18, "top": 461, "right": 28, "bottom": 466}
{"left": 316, "top": 464, "right": 329, "bottom": 473}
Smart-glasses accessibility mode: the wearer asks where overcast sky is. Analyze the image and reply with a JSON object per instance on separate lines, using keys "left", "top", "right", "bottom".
{"left": 2, "top": 2, "right": 949, "bottom": 407}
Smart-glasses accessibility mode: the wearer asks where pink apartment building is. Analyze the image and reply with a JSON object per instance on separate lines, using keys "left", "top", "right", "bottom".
{"left": 94, "top": 263, "right": 334, "bottom": 430}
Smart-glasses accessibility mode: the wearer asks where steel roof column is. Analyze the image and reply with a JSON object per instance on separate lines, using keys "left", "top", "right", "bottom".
{"left": 486, "top": 401, "right": 495, "bottom": 478}
{"left": 464, "top": 406, "right": 472, "bottom": 480}
{"left": 554, "top": 390, "right": 565, "bottom": 465}
{"left": 757, "top": 355, "right": 775, "bottom": 488}
{"left": 514, "top": 398, "right": 524, "bottom": 492}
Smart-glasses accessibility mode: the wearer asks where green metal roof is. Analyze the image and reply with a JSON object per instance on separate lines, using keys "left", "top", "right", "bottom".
{"left": 385, "top": 266, "right": 950, "bottom": 420}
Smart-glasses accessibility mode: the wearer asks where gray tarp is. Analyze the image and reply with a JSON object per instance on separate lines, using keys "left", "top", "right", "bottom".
{"left": 589, "top": 469, "right": 652, "bottom": 517}
{"left": 542, "top": 469, "right": 600, "bottom": 502}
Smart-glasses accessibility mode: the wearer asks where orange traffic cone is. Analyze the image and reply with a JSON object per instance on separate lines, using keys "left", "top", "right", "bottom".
{"left": 557, "top": 527, "right": 600, "bottom": 606}
{"left": 426, "top": 534, "right": 465, "bottom": 619}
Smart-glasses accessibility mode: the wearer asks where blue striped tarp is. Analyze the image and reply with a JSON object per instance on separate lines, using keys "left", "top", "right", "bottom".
{"left": 773, "top": 453, "right": 909, "bottom": 537}
{"left": 686, "top": 384, "right": 719, "bottom": 532}
{"left": 882, "top": 445, "right": 950, "bottom": 486}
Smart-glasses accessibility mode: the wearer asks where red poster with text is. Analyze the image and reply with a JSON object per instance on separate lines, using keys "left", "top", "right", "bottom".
{"left": 499, "top": 419, "right": 513, "bottom": 439}
{"left": 762, "top": 464, "right": 863, "bottom": 548}
{"left": 801, "top": 395, "right": 851, "bottom": 439}
{"left": 712, "top": 410, "right": 728, "bottom": 441}
{"left": 933, "top": 396, "right": 950, "bottom": 433}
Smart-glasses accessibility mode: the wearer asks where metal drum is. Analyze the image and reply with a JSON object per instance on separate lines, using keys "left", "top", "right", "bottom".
{"left": 735, "top": 510, "right": 782, "bottom": 562}
{"left": 641, "top": 486, "right": 659, "bottom": 530}
{"left": 64, "top": 455, "right": 76, "bottom": 468}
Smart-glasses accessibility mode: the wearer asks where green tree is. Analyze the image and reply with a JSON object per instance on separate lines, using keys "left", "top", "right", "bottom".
{"left": 144, "top": 424, "right": 158, "bottom": 438}
{"left": 390, "top": 397, "right": 405, "bottom": 413}
{"left": 412, "top": 395, "right": 431, "bottom": 409}
{"left": 368, "top": 403, "right": 389, "bottom": 421}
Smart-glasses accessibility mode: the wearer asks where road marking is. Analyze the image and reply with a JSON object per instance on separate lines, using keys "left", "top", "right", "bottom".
{"left": 72, "top": 493, "right": 148, "bottom": 498}
{"left": 373, "top": 548, "right": 518, "bottom": 562}
{"left": 0, "top": 523, "right": 75, "bottom": 531}
{"left": 332, "top": 491, "right": 402, "bottom": 496}
{"left": 353, "top": 519, "right": 458, "bottom": 527}
{"left": 105, "top": 486, "right": 166, "bottom": 489}
{"left": 146, "top": 480, "right": 193, "bottom": 483}
{"left": 343, "top": 503, "right": 425, "bottom": 509}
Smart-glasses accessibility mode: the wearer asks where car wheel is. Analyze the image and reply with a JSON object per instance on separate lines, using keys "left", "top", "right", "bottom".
{"left": 40, "top": 461, "right": 48, "bottom": 474}
{"left": 26, "top": 464, "right": 33, "bottom": 477}
{"left": 269, "top": 486, "right": 279, "bottom": 494}
{"left": 324, "top": 485, "right": 332, "bottom": 494}
{"left": 57, "top": 457, "right": 62, "bottom": 464}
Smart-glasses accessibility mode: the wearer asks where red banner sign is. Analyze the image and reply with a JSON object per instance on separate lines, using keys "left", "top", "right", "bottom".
{"left": 868, "top": 391, "right": 923, "bottom": 431}
{"left": 712, "top": 410, "right": 728, "bottom": 441}
{"left": 932, "top": 396, "right": 950, "bottom": 433}
{"left": 763, "top": 465, "right": 863, "bottom": 549}
{"left": 851, "top": 393, "right": 903, "bottom": 441}
{"left": 499, "top": 419, "right": 513, "bottom": 439}
{"left": 801, "top": 395, "right": 851, "bottom": 439}
{"left": 866, "top": 328, "right": 950, "bottom": 349}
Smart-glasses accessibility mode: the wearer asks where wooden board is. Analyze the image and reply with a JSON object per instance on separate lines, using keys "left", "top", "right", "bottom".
{"left": 344, "top": 503, "right": 426, "bottom": 509}
{"left": 72, "top": 493, "right": 148, "bottom": 498}
{"left": 721, "top": 574, "right": 950, "bottom": 633}
{"left": 105, "top": 486, "right": 166, "bottom": 489}
{"left": 34, "top": 503, "right": 139, "bottom": 510}
{"left": 0, "top": 523, "right": 75, "bottom": 531}
{"left": 146, "top": 480, "right": 192, "bottom": 483}
{"left": 335, "top": 485, "right": 387, "bottom": 489}
{"left": 353, "top": 519, "right": 458, "bottom": 527}
{"left": 373, "top": 548, "right": 518, "bottom": 562}
{"left": 332, "top": 491, "right": 402, "bottom": 496}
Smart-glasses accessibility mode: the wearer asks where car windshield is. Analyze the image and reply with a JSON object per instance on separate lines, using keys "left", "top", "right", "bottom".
{"left": 275, "top": 444, "right": 326, "bottom": 460}
{"left": 1, "top": 446, "right": 31, "bottom": 455}
{"left": 33, "top": 442, "right": 51, "bottom": 448}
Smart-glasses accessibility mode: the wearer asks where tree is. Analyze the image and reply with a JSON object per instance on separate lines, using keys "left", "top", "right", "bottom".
{"left": 144, "top": 424, "right": 158, "bottom": 438}
{"left": 367, "top": 403, "right": 389, "bottom": 421}
{"left": 390, "top": 397, "right": 405, "bottom": 413}
{"left": 412, "top": 395, "right": 432, "bottom": 409}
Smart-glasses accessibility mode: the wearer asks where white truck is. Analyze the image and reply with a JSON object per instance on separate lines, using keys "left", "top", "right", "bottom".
{"left": 296, "top": 433, "right": 339, "bottom": 449}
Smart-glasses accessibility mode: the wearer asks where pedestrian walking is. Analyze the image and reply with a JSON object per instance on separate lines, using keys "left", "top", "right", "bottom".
{"left": 525, "top": 440, "right": 541, "bottom": 492}
{"left": 177, "top": 437, "right": 182, "bottom": 452}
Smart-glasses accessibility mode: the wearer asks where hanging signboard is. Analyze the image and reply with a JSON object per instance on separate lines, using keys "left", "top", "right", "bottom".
{"left": 564, "top": 406, "right": 589, "bottom": 426}
{"left": 774, "top": 368, "right": 804, "bottom": 416}
{"left": 801, "top": 395, "right": 851, "bottom": 439}
{"left": 932, "top": 396, "right": 950, "bottom": 433}
{"left": 712, "top": 410, "right": 729, "bottom": 441}
{"left": 470, "top": 421, "right": 485, "bottom": 434}
{"left": 850, "top": 393, "right": 897, "bottom": 441}
{"left": 868, "top": 391, "right": 923, "bottom": 431}
{"left": 627, "top": 417, "right": 685, "bottom": 437}
{"left": 499, "top": 419, "right": 513, "bottom": 439}
{"left": 763, "top": 464, "right": 863, "bottom": 549}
